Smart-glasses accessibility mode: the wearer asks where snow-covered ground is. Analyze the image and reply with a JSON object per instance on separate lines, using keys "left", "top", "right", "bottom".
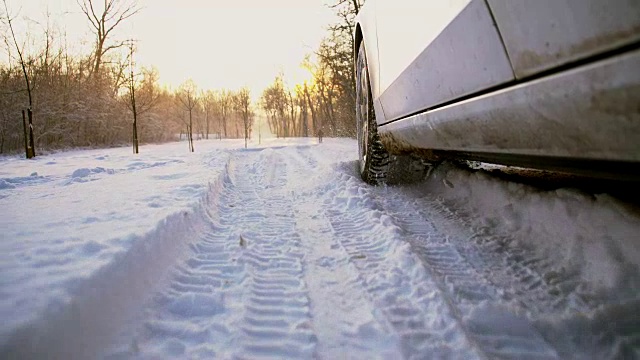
{"left": 1, "top": 138, "right": 638, "bottom": 359}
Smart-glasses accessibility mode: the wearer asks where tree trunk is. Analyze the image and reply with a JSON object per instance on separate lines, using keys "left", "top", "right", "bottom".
{"left": 22, "top": 110, "right": 29, "bottom": 157}
{"left": 131, "top": 73, "right": 139, "bottom": 154}
{"left": 132, "top": 121, "right": 138, "bottom": 154}
{"left": 28, "top": 109, "right": 35, "bottom": 157}
{"left": 222, "top": 116, "right": 227, "bottom": 138}
{"left": 188, "top": 109, "right": 194, "bottom": 152}
{"left": 244, "top": 117, "right": 248, "bottom": 149}
{"left": 4, "top": 0, "right": 35, "bottom": 158}
{"left": 305, "top": 87, "right": 318, "bottom": 137}
{"left": 93, "top": 33, "right": 105, "bottom": 74}
{"left": 302, "top": 106, "right": 309, "bottom": 137}
{"left": 205, "top": 112, "right": 209, "bottom": 139}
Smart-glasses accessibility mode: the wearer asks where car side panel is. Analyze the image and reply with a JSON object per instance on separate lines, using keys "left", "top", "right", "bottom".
{"left": 378, "top": 48, "right": 640, "bottom": 163}
{"left": 487, "top": 0, "right": 640, "bottom": 79}
{"left": 374, "top": 0, "right": 472, "bottom": 94}
{"left": 376, "top": 0, "right": 514, "bottom": 124}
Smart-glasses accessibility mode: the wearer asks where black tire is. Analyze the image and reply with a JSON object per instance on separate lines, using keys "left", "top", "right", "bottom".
{"left": 356, "top": 42, "right": 427, "bottom": 185}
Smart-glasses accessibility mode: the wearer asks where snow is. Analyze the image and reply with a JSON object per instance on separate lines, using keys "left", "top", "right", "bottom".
{"left": 1, "top": 138, "right": 638, "bottom": 359}
{"left": 0, "top": 141, "right": 235, "bottom": 355}
{"left": 421, "top": 162, "right": 640, "bottom": 301}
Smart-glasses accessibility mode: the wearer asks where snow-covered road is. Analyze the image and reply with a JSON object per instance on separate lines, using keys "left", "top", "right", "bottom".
{"left": 1, "top": 139, "right": 638, "bottom": 359}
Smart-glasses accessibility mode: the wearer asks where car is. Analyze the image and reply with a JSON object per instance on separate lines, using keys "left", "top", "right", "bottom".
{"left": 354, "top": 0, "right": 640, "bottom": 184}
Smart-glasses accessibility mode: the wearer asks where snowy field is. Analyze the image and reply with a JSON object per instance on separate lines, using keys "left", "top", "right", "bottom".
{"left": 1, "top": 138, "right": 639, "bottom": 359}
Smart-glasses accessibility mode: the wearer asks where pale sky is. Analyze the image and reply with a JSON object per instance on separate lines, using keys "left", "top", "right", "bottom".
{"left": 2, "top": 0, "right": 336, "bottom": 96}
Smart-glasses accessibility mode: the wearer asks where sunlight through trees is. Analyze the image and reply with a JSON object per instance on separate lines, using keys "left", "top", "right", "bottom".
{"left": 0, "top": 0, "right": 363, "bottom": 153}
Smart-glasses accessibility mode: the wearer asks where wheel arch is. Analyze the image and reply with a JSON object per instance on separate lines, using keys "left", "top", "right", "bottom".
{"left": 354, "top": 24, "right": 364, "bottom": 68}
{"left": 354, "top": 1, "right": 382, "bottom": 107}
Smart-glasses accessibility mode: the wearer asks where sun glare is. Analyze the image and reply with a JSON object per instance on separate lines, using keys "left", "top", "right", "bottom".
{"left": 131, "top": 0, "right": 333, "bottom": 96}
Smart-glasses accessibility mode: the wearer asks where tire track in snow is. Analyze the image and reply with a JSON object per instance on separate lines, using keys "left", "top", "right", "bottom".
{"left": 285, "top": 147, "right": 402, "bottom": 359}
{"left": 284, "top": 150, "right": 482, "bottom": 359}
{"left": 377, "top": 196, "right": 560, "bottom": 359}
{"left": 106, "top": 158, "right": 247, "bottom": 358}
{"left": 230, "top": 150, "right": 316, "bottom": 359}
{"left": 350, "top": 163, "right": 638, "bottom": 359}
{"left": 323, "top": 204, "right": 481, "bottom": 359}
{"left": 396, "top": 191, "right": 640, "bottom": 359}
{"left": 425, "top": 198, "right": 588, "bottom": 314}
{"left": 327, "top": 161, "right": 562, "bottom": 359}
{"left": 107, "top": 149, "right": 318, "bottom": 359}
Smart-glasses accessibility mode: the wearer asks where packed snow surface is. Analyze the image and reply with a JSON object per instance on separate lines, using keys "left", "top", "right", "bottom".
{"left": 1, "top": 138, "right": 638, "bottom": 359}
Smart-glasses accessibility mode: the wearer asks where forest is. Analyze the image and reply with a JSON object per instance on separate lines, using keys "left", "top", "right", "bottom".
{"left": 0, "top": 0, "right": 363, "bottom": 155}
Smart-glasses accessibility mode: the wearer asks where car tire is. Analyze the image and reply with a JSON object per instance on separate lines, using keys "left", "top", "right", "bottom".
{"left": 356, "top": 42, "right": 428, "bottom": 185}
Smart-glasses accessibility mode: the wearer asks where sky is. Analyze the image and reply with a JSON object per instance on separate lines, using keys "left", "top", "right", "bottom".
{"left": 1, "top": 0, "right": 336, "bottom": 97}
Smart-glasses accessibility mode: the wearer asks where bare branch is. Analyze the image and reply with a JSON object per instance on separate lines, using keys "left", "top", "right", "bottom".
{"left": 76, "top": 0, "right": 100, "bottom": 31}
{"left": 104, "top": 6, "right": 140, "bottom": 38}
{"left": 2, "top": 0, "right": 32, "bottom": 107}
{"left": 76, "top": 0, "right": 140, "bottom": 75}
{"left": 101, "top": 41, "right": 127, "bottom": 54}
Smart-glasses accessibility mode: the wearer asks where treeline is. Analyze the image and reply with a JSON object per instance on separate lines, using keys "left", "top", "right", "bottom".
{"left": 172, "top": 81, "right": 255, "bottom": 143}
{"left": 0, "top": 56, "right": 169, "bottom": 153}
{"left": 1, "top": 0, "right": 362, "bottom": 154}
{"left": 261, "top": 0, "right": 362, "bottom": 139}
{"left": 0, "top": 56, "right": 255, "bottom": 154}
{"left": 0, "top": 0, "right": 254, "bottom": 155}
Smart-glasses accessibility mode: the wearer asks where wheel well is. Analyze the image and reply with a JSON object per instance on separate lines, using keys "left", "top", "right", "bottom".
{"left": 354, "top": 24, "right": 363, "bottom": 72}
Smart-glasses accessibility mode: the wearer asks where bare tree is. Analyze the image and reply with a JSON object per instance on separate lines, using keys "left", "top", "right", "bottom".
{"left": 295, "top": 84, "right": 309, "bottom": 137}
{"left": 329, "top": 0, "right": 363, "bottom": 47}
{"left": 234, "top": 87, "right": 253, "bottom": 148}
{"left": 132, "top": 67, "right": 160, "bottom": 138}
{"left": 126, "top": 40, "right": 138, "bottom": 153}
{"left": 303, "top": 81, "right": 318, "bottom": 137}
{"left": 219, "top": 89, "right": 232, "bottom": 139}
{"left": 261, "top": 74, "right": 290, "bottom": 138}
{"left": 77, "top": 0, "right": 140, "bottom": 75}
{"left": 286, "top": 89, "right": 298, "bottom": 136}
{"left": 2, "top": 0, "right": 35, "bottom": 158}
{"left": 177, "top": 79, "right": 197, "bottom": 152}
{"left": 201, "top": 90, "right": 218, "bottom": 140}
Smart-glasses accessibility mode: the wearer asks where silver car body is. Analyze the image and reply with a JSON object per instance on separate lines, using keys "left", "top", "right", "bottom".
{"left": 355, "top": 0, "right": 640, "bottom": 175}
